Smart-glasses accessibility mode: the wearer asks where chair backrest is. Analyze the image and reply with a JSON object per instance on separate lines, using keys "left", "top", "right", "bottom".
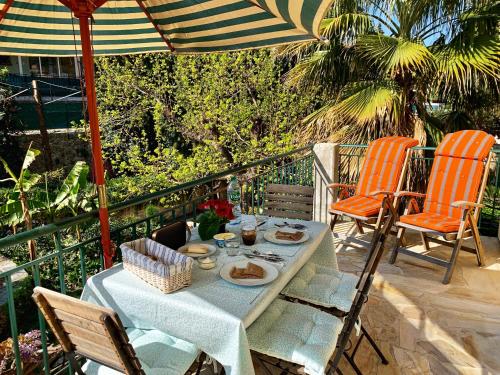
{"left": 423, "top": 130, "right": 495, "bottom": 220}
{"left": 32, "top": 287, "right": 144, "bottom": 375}
{"left": 355, "top": 136, "right": 419, "bottom": 199}
{"left": 263, "top": 183, "right": 314, "bottom": 220}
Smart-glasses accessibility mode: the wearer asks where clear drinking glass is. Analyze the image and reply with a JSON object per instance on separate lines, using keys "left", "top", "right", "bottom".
{"left": 241, "top": 224, "right": 257, "bottom": 246}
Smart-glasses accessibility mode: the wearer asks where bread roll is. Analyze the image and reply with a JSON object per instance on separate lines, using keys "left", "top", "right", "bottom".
{"left": 185, "top": 244, "right": 208, "bottom": 254}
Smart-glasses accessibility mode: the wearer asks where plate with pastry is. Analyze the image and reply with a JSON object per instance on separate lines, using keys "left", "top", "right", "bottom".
{"left": 263, "top": 228, "right": 309, "bottom": 245}
{"left": 220, "top": 260, "right": 278, "bottom": 286}
{"left": 177, "top": 243, "right": 217, "bottom": 258}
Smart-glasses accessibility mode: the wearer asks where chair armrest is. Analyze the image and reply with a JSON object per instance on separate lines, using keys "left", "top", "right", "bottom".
{"left": 368, "top": 190, "right": 394, "bottom": 197}
{"left": 451, "top": 200, "right": 484, "bottom": 209}
{"left": 328, "top": 183, "right": 356, "bottom": 190}
{"left": 394, "top": 191, "right": 426, "bottom": 198}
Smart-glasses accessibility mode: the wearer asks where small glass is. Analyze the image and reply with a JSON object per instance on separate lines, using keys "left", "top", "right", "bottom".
{"left": 241, "top": 224, "right": 257, "bottom": 246}
{"left": 225, "top": 240, "right": 240, "bottom": 248}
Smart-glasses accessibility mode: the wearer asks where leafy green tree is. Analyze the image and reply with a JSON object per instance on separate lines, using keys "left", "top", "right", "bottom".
{"left": 280, "top": 0, "right": 499, "bottom": 145}
{"left": 173, "top": 51, "right": 316, "bottom": 166}
{"left": 93, "top": 51, "right": 317, "bottom": 201}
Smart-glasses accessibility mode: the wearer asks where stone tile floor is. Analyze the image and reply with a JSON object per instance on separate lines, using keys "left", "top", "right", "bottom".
{"left": 194, "top": 221, "right": 500, "bottom": 375}
{"left": 332, "top": 222, "right": 500, "bottom": 375}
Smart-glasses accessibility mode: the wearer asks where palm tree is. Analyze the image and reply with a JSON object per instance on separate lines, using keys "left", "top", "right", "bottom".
{"left": 281, "top": 0, "right": 499, "bottom": 145}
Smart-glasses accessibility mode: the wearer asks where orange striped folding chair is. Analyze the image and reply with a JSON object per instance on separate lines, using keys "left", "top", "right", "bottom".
{"left": 329, "top": 136, "right": 419, "bottom": 249}
{"left": 389, "top": 130, "right": 496, "bottom": 284}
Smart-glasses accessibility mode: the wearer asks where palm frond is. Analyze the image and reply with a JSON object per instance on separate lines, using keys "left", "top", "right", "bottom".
{"left": 283, "top": 45, "right": 357, "bottom": 93}
{"left": 356, "top": 34, "right": 435, "bottom": 76}
{"left": 330, "top": 81, "right": 403, "bottom": 125}
{"left": 323, "top": 13, "right": 372, "bottom": 44}
{"left": 298, "top": 81, "right": 404, "bottom": 144}
{"left": 433, "top": 35, "right": 500, "bottom": 94}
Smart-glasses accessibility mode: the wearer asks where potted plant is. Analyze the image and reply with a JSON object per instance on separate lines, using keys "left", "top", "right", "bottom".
{"left": 196, "top": 200, "right": 234, "bottom": 241}
{"left": 0, "top": 330, "right": 42, "bottom": 375}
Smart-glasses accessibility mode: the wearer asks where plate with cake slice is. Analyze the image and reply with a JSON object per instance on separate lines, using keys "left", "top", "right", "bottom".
{"left": 177, "top": 243, "right": 217, "bottom": 258}
{"left": 263, "top": 228, "right": 309, "bottom": 245}
{"left": 220, "top": 260, "right": 279, "bottom": 286}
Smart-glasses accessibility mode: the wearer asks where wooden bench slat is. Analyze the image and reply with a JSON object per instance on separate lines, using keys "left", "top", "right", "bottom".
{"left": 265, "top": 201, "right": 313, "bottom": 212}
{"left": 76, "top": 347, "right": 125, "bottom": 372}
{"left": 263, "top": 209, "right": 312, "bottom": 221}
{"left": 267, "top": 183, "right": 314, "bottom": 195}
{"left": 37, "top": 288, "right": 115, "bottom": 322}
{"left": 264, "top": 194, "right": 313, "bottom": 204}
{"left": 61, "top": 320, "right": 109, "bottom": 343}
{"left": 55, "top": 310, "right": 108, "bottom": 335}
{"left": 69, "top": 334, "right": 121, "bottom": 362}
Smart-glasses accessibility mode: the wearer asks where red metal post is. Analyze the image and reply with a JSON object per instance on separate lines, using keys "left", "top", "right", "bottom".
{"left": 78, "top": 13, "right": 114, "bottom": 268}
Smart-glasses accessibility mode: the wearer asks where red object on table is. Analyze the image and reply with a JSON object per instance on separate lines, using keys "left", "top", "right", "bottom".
{"left": 197, "top": 199, "right": 235, "bottom": 221}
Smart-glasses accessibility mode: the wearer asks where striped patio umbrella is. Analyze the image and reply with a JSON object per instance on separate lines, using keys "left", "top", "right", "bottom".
{"left": 0, "top": 0, "right": 332, "bottom": 267}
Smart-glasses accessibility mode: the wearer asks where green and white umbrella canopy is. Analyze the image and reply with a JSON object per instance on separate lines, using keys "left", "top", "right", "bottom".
{"left": 0, "top": 0, "right": 332, "bottom": 56}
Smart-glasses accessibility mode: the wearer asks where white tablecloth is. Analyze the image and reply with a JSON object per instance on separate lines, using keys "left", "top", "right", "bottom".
{"left": 81, "top": 217, "right": 338, "bottom": 375}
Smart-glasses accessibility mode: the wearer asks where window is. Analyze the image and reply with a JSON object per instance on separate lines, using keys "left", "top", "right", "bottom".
{"left": 29, "top": 57, "right": 40, "bottom": 75}
{"left": 40, "top": 57, "right": 58, "bottom": 76}
{"left": 59, "top": 57, "right": 76, "bottom": 77}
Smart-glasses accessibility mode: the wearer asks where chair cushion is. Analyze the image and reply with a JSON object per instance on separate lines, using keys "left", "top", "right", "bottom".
{"left": 330, "top": 195, "right": 382, "bottom": 218}
{"left": 399, "top": 212, "right": 461, "bottom": 233}
{"left": 355, "top": 136, "right": 418, "bottom": 198}
{"left": 281, "top": 263, "right": 358, "bottom": 312}
{"left": 435, "top": 130, "right": 495, "bottom": 160}
{"left": 422, "top": 130, "right": 495, "bottom": 220}
{"left": 247, "top": 299, "right": 342, "bottom": 375}
{"left": 82, "top": 328, "right": 199, "bottom": 375}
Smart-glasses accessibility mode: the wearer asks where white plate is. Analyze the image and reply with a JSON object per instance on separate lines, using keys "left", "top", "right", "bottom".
{"left": 220, "top": 260, "right": 279, "bottom": 287}
{"left": 263, "top": 228, "right": 309, "bottom": 245}
{"left": 177, "top": 243, "right": 217, "bottom": 258}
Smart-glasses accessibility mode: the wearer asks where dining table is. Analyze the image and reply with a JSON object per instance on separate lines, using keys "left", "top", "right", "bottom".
{"left": 81, "top": 215, "right": 338, "bottom": 375}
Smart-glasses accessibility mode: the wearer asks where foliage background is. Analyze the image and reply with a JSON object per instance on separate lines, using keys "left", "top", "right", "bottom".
{"left": 92, "top": 50, "right": 318, "bottom": 202}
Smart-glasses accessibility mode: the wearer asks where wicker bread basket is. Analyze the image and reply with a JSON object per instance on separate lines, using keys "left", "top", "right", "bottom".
{"left": 120, "top": 238, "right": 193, "bottom": 293}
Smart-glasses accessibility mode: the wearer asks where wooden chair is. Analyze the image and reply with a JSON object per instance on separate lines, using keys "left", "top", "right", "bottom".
{"left": 389, "top": 130, "right": 496, "bottom": 284}
{"left": 32, "top": 287, "right": 202, "bottom": 375}
{"left": 263, "top": 183, "right": 314, "bottom": 220}
{"left": 329, "top": 136, "right": 419, "bottom": 249}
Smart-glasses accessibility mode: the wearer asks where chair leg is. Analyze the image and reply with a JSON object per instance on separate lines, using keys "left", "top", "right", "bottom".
{"left": 330, "top": 214, "right": 338, "bottom": 232}
{"left": 354, "top": 220, "right": 364, "bottom": 234}
{"left": 443, "top": 237, "right": 464, "bottom": 284}
{"left": 389, "top": 227, "right": 405, "bottom": 264}
{"left": 343, "top": 351, "right": 363, "bottom": 375}
{"left": 361, "top": 325, "right": 389, "bottom": 365}
{"left": 420, "top": 232, "right": 430, "bottom": 252}
{"left": 469, "top": 217, "right": 485, "bottom": 266}
{"left": 400, "top": 232, "right": 408, "bottom": 248}
{"left": 443, "top": 212, "right": 470, "bottom": 284}
{"left": 66, "top": 352, "right": 85, "bottom": 375}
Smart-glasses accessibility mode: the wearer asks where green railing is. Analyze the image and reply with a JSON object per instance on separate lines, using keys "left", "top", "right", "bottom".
{"left": 338, "top": 145, "right": 500, "bottom": 235}
{"left": 0, "top": 145, "right": 314, "bottom": 375}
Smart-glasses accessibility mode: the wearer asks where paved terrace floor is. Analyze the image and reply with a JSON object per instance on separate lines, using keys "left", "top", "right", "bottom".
{"left": 193, "top": 221, "right": 500, "bottom": 375}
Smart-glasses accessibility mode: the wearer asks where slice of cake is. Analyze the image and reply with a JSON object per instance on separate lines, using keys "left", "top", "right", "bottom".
{"left": 230, "top": 262, "right": 265, "bottom": 279}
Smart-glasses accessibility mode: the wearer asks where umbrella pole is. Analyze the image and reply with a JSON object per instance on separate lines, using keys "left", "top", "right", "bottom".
{"left": 78, "top": 14, "right": 113, "bottom": 269}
